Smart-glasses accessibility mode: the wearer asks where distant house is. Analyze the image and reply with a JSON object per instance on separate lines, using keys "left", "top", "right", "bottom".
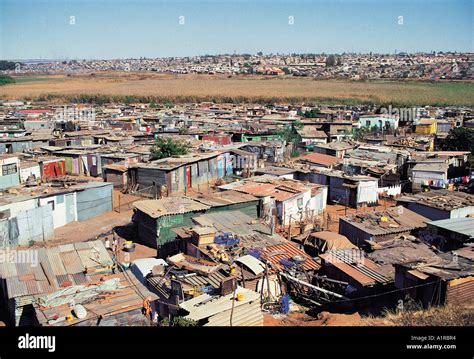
{"left": 130, "top": 150, "right": 255, "bottom": 195}
{"left": 0, "top": 155, "right": 20, "bottom": 189}
{"left": 411, "top": 163, "right": 449, "bottom": 192}
{"left": 339, "top": 206, "right": 429, "bottom": 247}
{"left": 255, "top": 166, "right": 298, "bottom": 180}
{"left": 296, "top": 167, "right": 379, "bottom": 208}
{"left": 39, "top": 158, "right": 66, "bottom": 179}
{"left": 202, "top": 133, "right": 232, "bottom": 146}
{"left": 357, "top": 115, "right": 399, "bottom": 131}
{"left": 0, "top": 137, "right": 33, "bottom": 154}
{"left": 297, "top": 152, "right": 341, "bottom": 169}
{"left": 23, "top": 120, "right": 53, "bottom": 130}
{"left": 313, "top": 141, "right": 354, "bottom": 159}
{"left": 397, "top": 190, "right": 474, "bottom": 220}
{"left": 415, "top": 119, "right": 438, "bottom": 135}
{"left": 219, "top": 175, "right": 328, "bottom": 226}
{"left": 18, "top": 160, "right": 41, "bottom": 184}
{"left": 436, "top": 120, "right": 452, "bottom": 137}
{"left": 296, "top": 126, "right": 327, "bottom": 146}
{"left": 240, "top": 141, "right": 288, "bottom": 163}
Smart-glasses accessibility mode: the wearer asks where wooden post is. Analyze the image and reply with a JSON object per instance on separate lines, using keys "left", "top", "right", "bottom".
{"left": 287, "top": 215, "right": 292, "bottom": 241}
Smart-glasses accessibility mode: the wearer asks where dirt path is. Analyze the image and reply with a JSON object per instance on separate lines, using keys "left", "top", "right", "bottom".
{"left": 264, "top": 311, "right": 362, "bottom": 326}
{"left": 52, "top": 209, "right": 134, "bottom": 245}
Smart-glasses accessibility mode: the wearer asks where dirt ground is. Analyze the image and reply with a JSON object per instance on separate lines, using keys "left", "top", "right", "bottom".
{"left": 52, "top": 208, "right": 134, "bottom": 244}
{"left": 264, "top": 311, "right": 362, "bottom": 326}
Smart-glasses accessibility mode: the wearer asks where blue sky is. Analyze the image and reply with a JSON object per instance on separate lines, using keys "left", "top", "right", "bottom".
{"left": 0, "top": 0, "right": 472, "bottom": 60}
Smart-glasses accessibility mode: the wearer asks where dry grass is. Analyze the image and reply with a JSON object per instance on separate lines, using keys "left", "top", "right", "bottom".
{"left": 1, "top": 72, "right": 473, "bottom": 106}
{"left": 361, "top": 303, "right": 474, "bottom": 326}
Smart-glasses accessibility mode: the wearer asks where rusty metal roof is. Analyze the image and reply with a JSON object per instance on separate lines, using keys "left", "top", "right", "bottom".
{"left": 320, "top": 250, "right": 392, "bottom": 287}
{"left": 0, "top": 240, "right": 112, "bottom": 299}
{"left": 340, "top": 206, "right": 429, "bottom": 237}
{"left": 259, "top": 241, "right": 320, "bottom": 271}
{"left": 297, "top": 152, "right": 341, "bottom": 167}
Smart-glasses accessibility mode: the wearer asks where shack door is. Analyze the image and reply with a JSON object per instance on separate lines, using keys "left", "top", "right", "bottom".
{"left": 65, "top": 194, "right": 75, "bottom": 224}
{"left": 185, "top": 166, "right": 192, "bottom": 188}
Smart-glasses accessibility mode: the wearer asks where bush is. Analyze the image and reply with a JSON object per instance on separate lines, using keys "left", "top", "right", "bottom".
{"left": 151, "top": 136, "right": 191, "bottom": 160}
{"left": 0, "top": 75, "right": 15, "bottom": 86}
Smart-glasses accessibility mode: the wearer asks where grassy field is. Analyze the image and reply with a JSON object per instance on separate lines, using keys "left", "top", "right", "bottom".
{"left": 1, "top": 72, "right": 473, "bottom": 106}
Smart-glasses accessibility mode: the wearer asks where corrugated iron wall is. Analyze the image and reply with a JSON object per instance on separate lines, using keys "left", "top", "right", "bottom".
{"left": 0, "top": 206, "right": 54, "bottom": 247}
{"left": 204, "top": 301, "right": 263, "bottom": 326}
{"left": 446, "top": 276, "right": 474, "bottom": 305}
{"left": 76, "top": 183, "right": 113, "bottom": 221}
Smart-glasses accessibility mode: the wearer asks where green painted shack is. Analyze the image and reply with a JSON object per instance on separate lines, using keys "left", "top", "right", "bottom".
{"left": 132, "top": 191, "right": 260, "bottom": 257}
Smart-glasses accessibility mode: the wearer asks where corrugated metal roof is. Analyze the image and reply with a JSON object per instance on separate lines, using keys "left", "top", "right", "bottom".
{"left": 192, "top": 190, "right": 258, "bottom": 207}
{"left": 192, "top": 211, "right": 255, "bottom": 236}
{"left": 259, "top": 241, "right": 320, "bottom": 271}
{"left": 1, "top": 240, "right": 112, "bottom": 299}
{"left": 340, "top": 206, "right": 428, "bottom": 237}
{"left": 58, "top": 243, "right": 75, "bottom": 253}
{"left": 235, "top": 255, "right": 265, "bottom": 276}
{"left": 60, "top": 251, "right": 85, "bottom": 274}
{"left": 134, "top": 197, "right": 210, "bottom": 218}
{"left": 46, "top": 246, "right": 67, "bottom": 276}
{"left": 6, "top": 277, "right": 28, "bottom": 298}
{"left": 74, "top": 241, "right": 93, "bottom": 250}
{"left": 179, "top": 270, "right": 228, "bottom": 290}
{"left": 298, "top": 152, "right": 341, "bottom": 167}
{"left": 77, "top": 248, "right": 101, "bottom": 269}
{"left": 427, "top": 217, "right": 474, "bottom": 239}
{"left": 320, "top": 249, "right": 392, "bottom": 287}
{"left": 181, "top": 286, "right": 260, "bottom": 321}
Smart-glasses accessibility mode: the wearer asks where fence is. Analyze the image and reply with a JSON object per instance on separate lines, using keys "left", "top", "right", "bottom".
{"left": 114, "top": 185, "right": 156, "bottom": 213}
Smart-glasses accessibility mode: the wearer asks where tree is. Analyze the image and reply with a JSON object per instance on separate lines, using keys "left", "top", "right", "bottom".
{"left": 325, "top": 55, "right": 337, "bottom": 67}
{"left": 440, "top": 127, "right": 474, "bottom": 154}
{"left": 151, "top": 137, "right": 191, "bottom": 160}
{"left": 299, "top": 108, "right": 321, "bottom": 118}
{"left": 277, "top": 120, "right": 303, "bottom": 145}
{"left": 0, "top": 61, "right": 17, "bottom": 71}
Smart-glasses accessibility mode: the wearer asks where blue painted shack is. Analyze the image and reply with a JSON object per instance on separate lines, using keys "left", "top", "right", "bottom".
{"left": 76, "top": 182, "right": 113, "bottom": 221}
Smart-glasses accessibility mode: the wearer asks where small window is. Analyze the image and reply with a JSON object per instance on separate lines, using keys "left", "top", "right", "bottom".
{"left": 48, "top": 200, "right": 55, "bottom": 211}
{"left": 56, "top": 195, "right": 64, "bottom": 204}
{"left": 297, "top": 197, "right": 303, "bottom": 209}
{"left": 2, "top": 163, "right": 17, "bottom": 175}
